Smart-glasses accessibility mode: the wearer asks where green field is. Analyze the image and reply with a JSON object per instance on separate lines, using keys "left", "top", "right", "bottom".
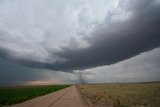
{"left": 78, "top": 82, "right": 160, "bottom": 107}
{"left": 0, "top": 85, "right": 71, "bottom": 106}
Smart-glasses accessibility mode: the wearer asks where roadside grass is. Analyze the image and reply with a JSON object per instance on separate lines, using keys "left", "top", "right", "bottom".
{"left": 78, "top": 82, "right": 160, "bottom": 107}
{"left": 0, "top": 85, "right": 71, "bottom": 106}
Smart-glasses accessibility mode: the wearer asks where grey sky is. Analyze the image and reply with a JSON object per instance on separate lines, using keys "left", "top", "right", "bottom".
{"left": 0, "top": 0, "right": 160, "bottom": 85}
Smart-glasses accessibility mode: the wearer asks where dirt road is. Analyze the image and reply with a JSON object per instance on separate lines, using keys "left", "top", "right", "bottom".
{"left": 12, "top": 85, "right": 88, "bottom": 107}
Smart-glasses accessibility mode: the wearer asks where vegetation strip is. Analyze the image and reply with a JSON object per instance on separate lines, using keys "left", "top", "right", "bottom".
{"left": 0, "top": 85, "right": 71, "bottom": 106}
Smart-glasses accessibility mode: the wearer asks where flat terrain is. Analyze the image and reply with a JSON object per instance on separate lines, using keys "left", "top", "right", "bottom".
{"left": 0, "top": 85, "right": 70, "bottom": 106}
{"left": 78, "top": 82, "right": 160, "bottom": 107}
{"left": 11, "top": 85, "right": 87, "bottom": 107}
{"left": 1, "top": 82, "right": 159, "bottom": 107}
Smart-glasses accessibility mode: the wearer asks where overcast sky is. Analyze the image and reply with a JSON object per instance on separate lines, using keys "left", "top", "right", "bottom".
{"left": 0, "top": 0, "right": 160, "bottom": 85}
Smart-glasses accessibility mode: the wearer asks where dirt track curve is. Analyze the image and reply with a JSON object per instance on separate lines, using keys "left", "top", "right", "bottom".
{"left": 11, "top": 85, "right": 88, "bottom": 107}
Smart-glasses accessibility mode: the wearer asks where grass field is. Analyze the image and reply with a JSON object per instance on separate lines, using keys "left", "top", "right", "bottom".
{"left": 0, "top": 85, "right": 71, "bottom": 106}
{"left": 78, "top": 82, "right": 160, "bottom": 107}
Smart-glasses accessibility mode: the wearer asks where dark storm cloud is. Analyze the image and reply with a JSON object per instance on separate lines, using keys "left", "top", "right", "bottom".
{"left": 0, "top": 57, "right": 76, "bottom": 85}
{"left": 51, "top": 0, "right": 160, "bottom": 71}
{"left": 0, "top": 0, "right": 160, "bottom": 72}
{"left": 0, "top": 58, "right": 45, "bottom": 85}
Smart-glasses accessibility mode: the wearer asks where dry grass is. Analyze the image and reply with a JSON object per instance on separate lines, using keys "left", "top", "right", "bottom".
{"left": 78, "top": 82, "right": 160, "bottom": 107}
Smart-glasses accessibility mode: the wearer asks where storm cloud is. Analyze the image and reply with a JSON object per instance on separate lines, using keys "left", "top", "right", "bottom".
{"left": 0, "top": 57, "right": 73, "bottom": 85}
{"left": 0, "top": 0, "right": 160, "bottom": 84}
{"left": 54, "top": 0, "right": 160, "bottom": 71}
{"left": 1, "top": 0, "right": 159, "bottom": 71}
